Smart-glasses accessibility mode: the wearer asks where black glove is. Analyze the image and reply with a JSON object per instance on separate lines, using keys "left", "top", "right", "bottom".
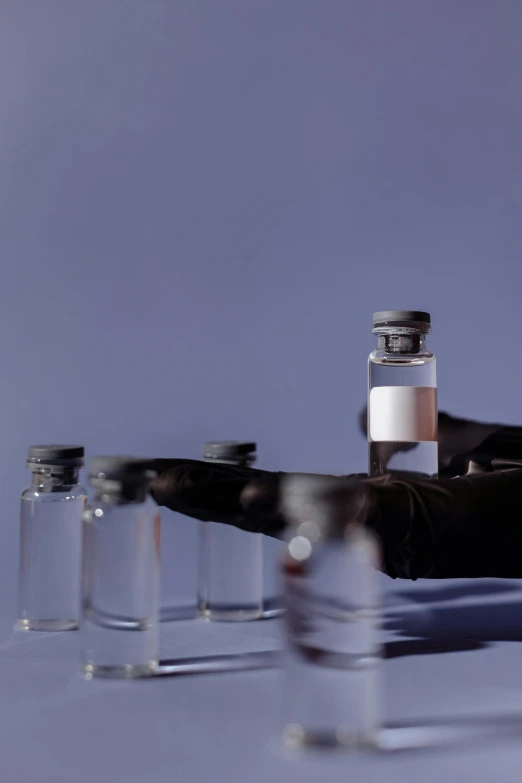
{"left": 151, "top": 458, "right": 285, "bottom": 537}
{"left": 151, "top": 412, "right": 522, "bottom": 580}
{"left": 359, "top": 407, "right": 521, "bottom": 475}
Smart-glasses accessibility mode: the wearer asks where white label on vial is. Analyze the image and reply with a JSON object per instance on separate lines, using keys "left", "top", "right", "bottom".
{"left": 369, "top": 386, "right": 437, "bottom": 442}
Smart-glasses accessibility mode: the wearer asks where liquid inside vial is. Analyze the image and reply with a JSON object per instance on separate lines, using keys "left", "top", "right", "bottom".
{"left": 81, "top": 499, "right": 160, "bottom": 678}
{"left": 199, "top": 522, "right": 263, "bottom": 621}
{"left": 369, "top": 355, "right": 438, "bottom": 477}
{"left": 18, "top": 492, "right": 85, "bottom": 631}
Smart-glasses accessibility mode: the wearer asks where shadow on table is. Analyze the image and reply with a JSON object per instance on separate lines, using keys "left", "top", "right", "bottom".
{"left": 392, "top": 579, "right": 521, "bottom": 606}
{"left": 379, "top": 711, "right": 522, "bottom": 754}
{"left": 382, "top": 595, "right": 522, "bottom": 752}
{"left": 156, "top": 650, "right": 280, "bottom": 677}
{"left": 385, "top": 598, "right": 522, "bottom": 643}
{"left": 384, "top": 637, "right": 486, "bottom": 659}
{"left": 158, "top": 583, "right": 521, "bottom": 667}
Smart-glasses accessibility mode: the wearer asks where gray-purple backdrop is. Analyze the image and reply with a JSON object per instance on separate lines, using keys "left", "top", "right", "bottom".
{"left": 1, "top": 0, "right": 521, "bottom": 612}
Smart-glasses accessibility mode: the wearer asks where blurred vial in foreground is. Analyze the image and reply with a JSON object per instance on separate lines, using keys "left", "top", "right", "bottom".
{"left": 81, "top": 457, "right": 160, "bottom": 679}
{"left": 281, "top": 475, "right": 382, "bottom": 750}
{"left": 18, "top": 445, "right": 86, "bottom": 631}
{"left": 198, "top": 441, "right": 263, "bottom": 621}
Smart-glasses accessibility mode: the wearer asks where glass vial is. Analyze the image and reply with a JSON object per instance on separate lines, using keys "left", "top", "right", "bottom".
{"left": 17, "top": 445, "right": 86, "bottom": 631}
{"left": 81, "top": 457, "right": 160, "bottom": 679}
{"left": 281, "top": 475, "right": 382, "bottom": 749}
{"left": 368, "top": 310, "right": 438, "bottom": 477}
{"left": 198, "top": 441, "right": 263, "bottom": 621}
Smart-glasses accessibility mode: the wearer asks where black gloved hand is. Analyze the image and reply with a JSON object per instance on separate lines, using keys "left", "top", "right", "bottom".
{"left": 359, "top": 408, "right": 522, "bottom": 475}
{"left": 151, "top": 458, "right": 286, "bottom": 537}
{"left": 151, "top": 411, "right": 522, "bottom": 580}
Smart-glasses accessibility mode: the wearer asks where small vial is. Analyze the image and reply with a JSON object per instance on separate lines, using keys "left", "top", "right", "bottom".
{"left": 368, "top": 310, "right": 438, "bottom": 477}
{"left": 17, "top": 445, "right": 86, "bottom": 631}
{"left": 198, "top": 441, "right": 263, "bottom": 622}
{"left": 81, "top": 457, "right": 160, "bottom": 679}
{"left": 281, "top": 474, "right": 382, "bottom": 749}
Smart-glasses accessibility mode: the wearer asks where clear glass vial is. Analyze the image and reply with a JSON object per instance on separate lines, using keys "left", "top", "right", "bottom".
{"left": 81, "top": 457, "right": 160, "bottom": 679}
{"left": 198, "top": 441, "right": 263, "bottom": 622}
{"left": 368, "top": 310, "right": 438, "bottom": 477}
{"left": 17, "top": 445, "right": 86, "bottom": 631}
{"left": 281, "top": 474, "right": 382, "bottom": 750}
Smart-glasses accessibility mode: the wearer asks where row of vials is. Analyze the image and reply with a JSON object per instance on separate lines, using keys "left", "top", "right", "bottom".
{"left": 16, "top": 309, "right": 437, "bottom": 749}
{"left": 17, "top": 446, "right": 381, "bottom": 748}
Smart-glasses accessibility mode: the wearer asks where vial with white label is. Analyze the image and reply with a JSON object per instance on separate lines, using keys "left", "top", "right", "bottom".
{"left": 368, "top": 310, "right": 438, "bottom": 477}
{"left": 281, "top": 474, "right": 382, "bottom": 749}
{"left": 81, "top": 457, "right": 160, "bottom": 678}
{"left": 198, "top": 441, "right": 263, "bottom": 621}
{"left": 17, "top": 445, "right": 86, "bottom": 631}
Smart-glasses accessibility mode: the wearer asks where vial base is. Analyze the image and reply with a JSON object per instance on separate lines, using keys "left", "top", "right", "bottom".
{"left": 82, "top": 661, "right": 157, "bottom": 680}
{"left": 17, "top": 618, "right": 79, "bottom": 631}
{"left": 199, "top": 605, "right": 263, "bottom": 622}
{"left": 369, "top": 440, "right": 438, "bottom": 476}
{"left": 283, "top": 657, "right": 382, "bottom": 751}
{"left": 262, "top": 604, "right": 285, "bottom": 620}
{"left": 81, "top": 612, "right": 159, "bottom": 675}
{"left": 198, "top": 522, "right": 263, "bottom": 623}
{"left": 283, "top": 723, "right": 379, "bottom": 750}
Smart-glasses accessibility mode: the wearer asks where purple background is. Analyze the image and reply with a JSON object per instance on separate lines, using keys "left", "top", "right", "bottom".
{"left": 1, "top": 0, "right": 522, "bottom": 612}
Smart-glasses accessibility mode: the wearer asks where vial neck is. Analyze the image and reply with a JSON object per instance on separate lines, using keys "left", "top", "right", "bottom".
{"left": 377, "top": 333, "right": 426, "bottom": 354}
{"left": 30, "top": 466, "right": 80, "bottom": 491}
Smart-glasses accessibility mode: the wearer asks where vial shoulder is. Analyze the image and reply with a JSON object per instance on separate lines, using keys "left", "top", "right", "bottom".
{"left": 21, "top": 485, "right": 87, "bottom": 501}
{"left": 369, "top": 350, "right": 435, "bottom": 366}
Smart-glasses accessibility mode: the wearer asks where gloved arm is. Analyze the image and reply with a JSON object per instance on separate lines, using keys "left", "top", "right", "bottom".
{"left": 151, "top": 460, "right": 522, "bottom": 579}
{"left": 151, "top": 411, "right": 522, "bottom": 580}
{"left": 151, "top": 458, "right": 284, "bottom": 537}
{"left": 359, "top": 468, "right": 522, "bottom": 579}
